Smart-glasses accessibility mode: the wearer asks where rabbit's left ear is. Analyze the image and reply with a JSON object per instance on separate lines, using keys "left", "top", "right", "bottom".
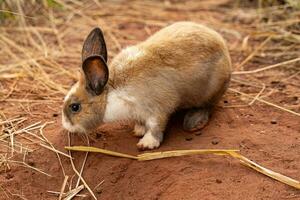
{"left": 81, "top": 27, "right": 108, "bottom": 95}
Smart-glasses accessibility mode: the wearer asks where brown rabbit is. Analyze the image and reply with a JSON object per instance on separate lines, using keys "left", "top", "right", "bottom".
{"left": 62, "top": 22, "right": 231, "bottom": 150}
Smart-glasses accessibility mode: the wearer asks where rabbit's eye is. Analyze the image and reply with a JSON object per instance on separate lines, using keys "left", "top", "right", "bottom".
{"left": 69, "top": 103, "right": 81, "bottom": 113}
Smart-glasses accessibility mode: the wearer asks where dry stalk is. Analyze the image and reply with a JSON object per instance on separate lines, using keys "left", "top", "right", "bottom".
{"left": 67, "top": 132, "right": 96, "bottom": 200}
{"left": 63, "top": 185, "right": 84, "bottom": 200}
{"left": 233, "top": 57, "right": 300, "bottom": 75}
{"left": 47, "top": 190, "right": 87, "bottom": 198}
{"left": 38, "top": 122, "right": 67, "bottom": 177}
{"left": 58, "top": 175, "right": 69, "bottom": 200}
{"left": 75, "top": 134, "right": 90, "bottom": 188}
{"left": 229, "top": 88, "right": 300, "bottom": 116}
{"left": 65, "top": 146, "right": 300, "bottom": 190}
{"left": 235, "top": 35, "right": 273, "bottom": 70}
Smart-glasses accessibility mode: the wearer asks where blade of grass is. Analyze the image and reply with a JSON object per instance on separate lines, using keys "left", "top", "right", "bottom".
{"left": 58, "top": 176, "right": 69, "bottom": 200}
{"left": 65, "top": 146, "right": 138, "bottom": 160}
{"left": 65, "top": 146, "right": 300, "bottom": 190}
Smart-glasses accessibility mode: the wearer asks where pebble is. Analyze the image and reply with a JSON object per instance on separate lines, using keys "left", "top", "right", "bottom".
{"left": 185, "top": 136, "right": 193, "bottom": 141}
{"left": 195, "top": 132, "right": 202, "bottom": 136}
{"left": 211, "top": 138, "right": 219, "bottom": 145}
{"left": 216, "top": 179, "right": 222, "bottom": 184}
{"left": 270, "top": 119, "right": 277, "bottom": 124}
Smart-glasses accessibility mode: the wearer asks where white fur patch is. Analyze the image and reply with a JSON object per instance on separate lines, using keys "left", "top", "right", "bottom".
{"left": 146, "top": 117, "right": 158, "bottom": 130}
{"left": 125, "top": 46, "right": 143, "bottom": 61}
{"left": 64, "top": 82, "right": 79, "bottom": 102}
{"left": 137, "top": 131, "right": 161, "bottom": 149}
{"left": 62, "top": 112, "right": 86, "bottom": 133}
{"left": 103, "top": 89, "right": 136, "bottom": 122}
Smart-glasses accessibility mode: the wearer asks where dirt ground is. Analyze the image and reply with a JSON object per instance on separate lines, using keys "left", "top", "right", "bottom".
{"left": 0, "top": 0, "right": 300, "bottom": 200}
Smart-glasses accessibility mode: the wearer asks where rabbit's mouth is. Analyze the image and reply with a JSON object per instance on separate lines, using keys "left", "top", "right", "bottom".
{"left": 62, "top": 113, "right": 86, "bottom": 133}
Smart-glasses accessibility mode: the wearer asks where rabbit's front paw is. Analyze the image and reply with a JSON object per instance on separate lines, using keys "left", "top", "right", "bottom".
{"left": 137, "top": 132, "right": 161, "bottom": 150}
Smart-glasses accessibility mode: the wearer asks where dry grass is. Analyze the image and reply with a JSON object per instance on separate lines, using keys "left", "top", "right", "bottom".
{"left": 0, "top": 0, "right": 299, "bottom": 199}
{"left": 65, "top": 145, "right": 300, "bottom": 190}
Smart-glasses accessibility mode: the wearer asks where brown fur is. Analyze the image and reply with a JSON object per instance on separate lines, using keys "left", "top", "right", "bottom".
{"left": 63, "top": 77, "right": 108, "bottom": 132}
{"left": 109, "top": 22, "right": 231, "bottom": 115}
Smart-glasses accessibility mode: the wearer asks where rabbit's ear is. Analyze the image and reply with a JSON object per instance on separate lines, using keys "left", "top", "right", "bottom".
{"left": 82, "top": 28, "right": 108, "bottom": 95}
{"left": 82, "top": 55, "right": 108, "bottom": 95}
{"left": 82, "top": 27, "right": 107, "bottom": 62}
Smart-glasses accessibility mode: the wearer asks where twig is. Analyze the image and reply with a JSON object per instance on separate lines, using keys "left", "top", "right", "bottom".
{"left": 39, "top": 122, "right": 67, "bottom": 176}
{"left": 249, "top": 83, "right": 266, "bottom": 105}
{"left": 67, "top": 133, "right": 97, "bottom": 200}
{"left": 47, "top": 190, "right": 86, "bottom": 197}
{"left": 63, "top": 185, "right": 84, "bottom": 200}
{"left": 75, "top": 134, "right": 90, "bottom": 188}
{"left": 235, "top": 36, "right": 273, "bottom": 70}
{"left": 9, "top": 160, "right": 52, "bottom": 177}
{"left": 229, "top": 88, "right": 300, "bottom": 116}
{"left": 93, "top": 180, "right": 104, "bottom": 191}
{"left": 39, "top": 143, "right": 72, "bottom": 159}
{"left": 233, "top": 57, "right": 300, "bottom": 75}
{"left": 59, "top": 176, "right": 69, "bottom": 200}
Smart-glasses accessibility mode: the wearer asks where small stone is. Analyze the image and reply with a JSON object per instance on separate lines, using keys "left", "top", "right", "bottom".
{"left": 270, "top": 119, "right": 277, "bottom": 124}
{"left": 216, "top": 179, "right": 222, "bottom": 184}
{"left": 195, "top": 132, "right": 202, "bottom": 136}
{"left": 185, "top": 136, "right": 193, "bottom": 141}
{"left": 211, "top": 138, "right": 219, "bottom": 145}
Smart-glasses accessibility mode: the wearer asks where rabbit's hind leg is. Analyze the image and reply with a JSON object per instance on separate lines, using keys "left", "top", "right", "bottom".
{"left": 183, "top": 107, "right": 211, "bottom": 132}
{"left": 183, "top": 77, "right": 230, "bottom": 132}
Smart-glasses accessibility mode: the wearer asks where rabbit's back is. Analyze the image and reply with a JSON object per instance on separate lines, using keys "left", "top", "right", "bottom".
{"left": 142, "top": 22, "right": 229, "bottom": 64}
{"left": 109, "top": 22, "right": 231, "bottom": 113}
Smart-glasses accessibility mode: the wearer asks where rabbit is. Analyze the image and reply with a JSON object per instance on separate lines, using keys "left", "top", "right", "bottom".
{"left": 62, "top": 21, "right": 231, "bottom": 150}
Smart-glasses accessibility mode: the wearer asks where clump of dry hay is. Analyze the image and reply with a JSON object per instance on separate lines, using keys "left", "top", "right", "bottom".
{"left": 0, "top": 0, "right": 299, "bottom": 199}
{"left": 0, "top": 115, "right": 51, "bottom": 176}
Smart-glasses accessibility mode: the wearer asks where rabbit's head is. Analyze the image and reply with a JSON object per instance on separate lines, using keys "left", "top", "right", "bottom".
{"left": 62, "top": 28, "right": 109, "bottom": 133}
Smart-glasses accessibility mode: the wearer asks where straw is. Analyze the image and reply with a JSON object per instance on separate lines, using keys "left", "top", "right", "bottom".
{"left": 65, "top": 146, "right": 300, "bottom": 190}
{"left": 67, "top": 133, "right": 97, "bottom": 200}
{"left": 58, "top": 176, "right": 69, "bottom": 200}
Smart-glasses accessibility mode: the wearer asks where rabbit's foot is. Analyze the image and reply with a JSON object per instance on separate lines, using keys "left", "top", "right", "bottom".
{"left": 137, "top": 132, "right": 162, "bottom": 150}
{"left": 183, "top": 107, "right": 211, "bottom": 131}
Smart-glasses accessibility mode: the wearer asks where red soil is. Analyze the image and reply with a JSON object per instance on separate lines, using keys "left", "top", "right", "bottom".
{"left": 1, "top": 102, "right": 299, "bottom": 199}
